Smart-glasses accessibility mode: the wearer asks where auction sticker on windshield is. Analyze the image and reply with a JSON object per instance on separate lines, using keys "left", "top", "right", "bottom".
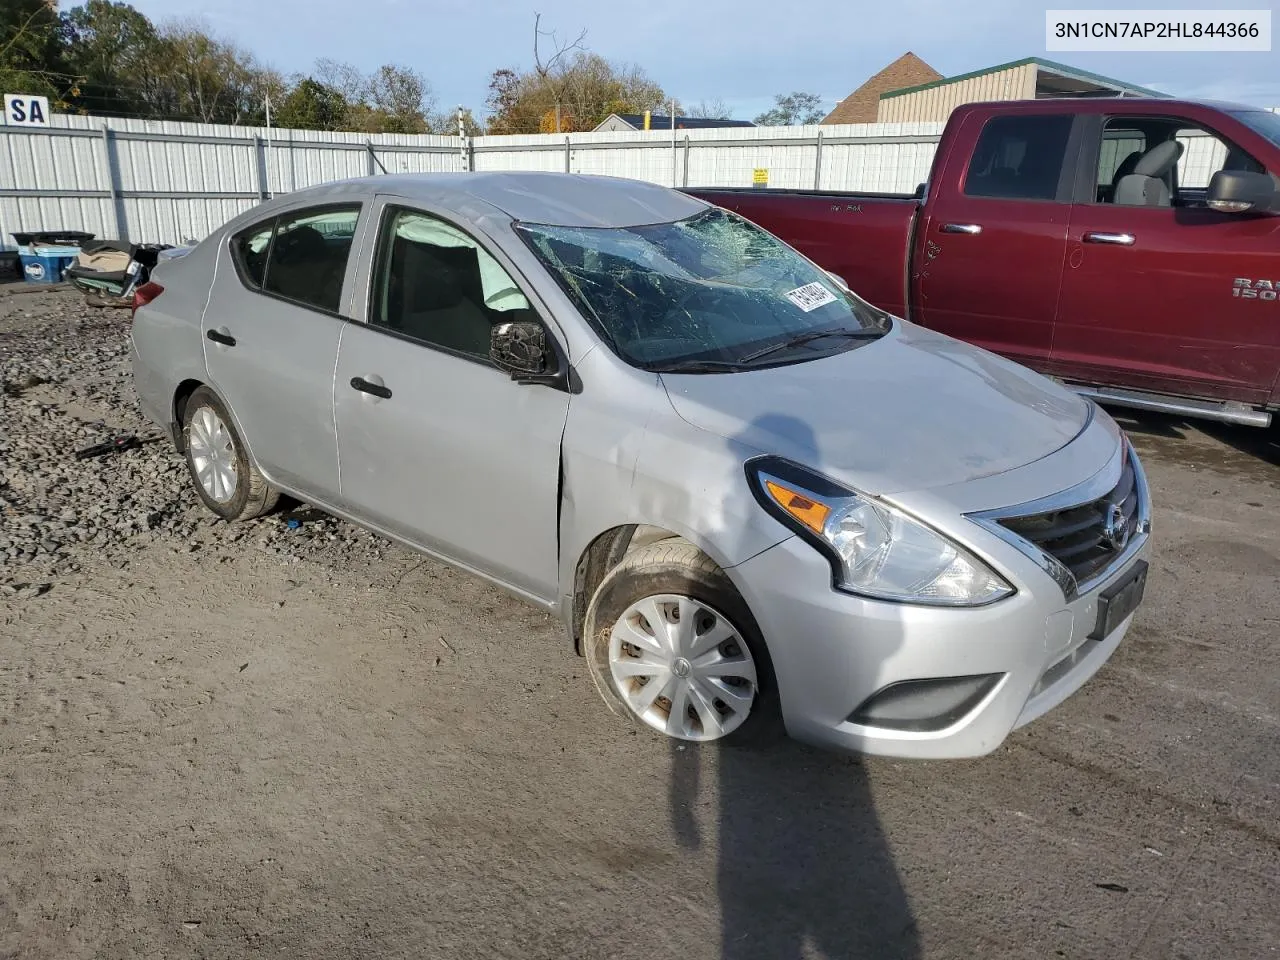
{"left": 785, "top": 282, "right": 838, "bottom": 312}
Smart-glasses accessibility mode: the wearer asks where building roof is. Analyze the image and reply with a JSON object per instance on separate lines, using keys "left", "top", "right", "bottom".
{"left": 879, "top": 57, "right": 1168, "bottom": 102}
{"left": 597, "top": 113, "right": 756, "bottom": 131}
{"left": 823, "top": 53, "right": 943, "bottom": 124}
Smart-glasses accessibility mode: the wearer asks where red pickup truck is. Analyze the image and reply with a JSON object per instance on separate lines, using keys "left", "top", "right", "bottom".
{"left": 688, "top": 98, "right": 1280, "bottom": 428}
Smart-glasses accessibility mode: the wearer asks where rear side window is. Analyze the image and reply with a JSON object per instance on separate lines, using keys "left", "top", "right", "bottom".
{"left": 231, "top": 221, "right": 273, "bottom": 288}
{"left": 964, "top": 115, "right": 1074, "bottom": 201}
{"left": 263, "top": 207, "right": 360, "bottom": 313}
{"left": 230, "top": 205, "right": 361, "bottom": 313}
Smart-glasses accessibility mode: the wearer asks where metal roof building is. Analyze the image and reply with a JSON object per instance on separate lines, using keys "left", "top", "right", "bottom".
{"left": 875, "top": 57, "right": 1167, "bottom": 123}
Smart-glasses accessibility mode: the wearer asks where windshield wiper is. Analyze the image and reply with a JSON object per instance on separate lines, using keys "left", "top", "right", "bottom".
{"left": 653, "top": 358, "right": 750, "bottom": 374}
{"left": 737, "top": 328, "right": 882, "bottom": 365}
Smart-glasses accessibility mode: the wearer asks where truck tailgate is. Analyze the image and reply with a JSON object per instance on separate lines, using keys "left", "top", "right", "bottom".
{"left": 684, "top": 188, "right": 918, "bottom": 319}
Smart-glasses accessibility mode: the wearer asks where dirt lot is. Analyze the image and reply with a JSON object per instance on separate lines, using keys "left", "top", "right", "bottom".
{"left": 1, "top": 286, "right": 1277, "bottom": 960}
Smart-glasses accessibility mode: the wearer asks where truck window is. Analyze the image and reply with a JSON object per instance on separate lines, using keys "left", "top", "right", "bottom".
{"left": 963, "top": 114, "right": 1073, "bottom": 202}
{"left": 1173, "top": 125, "right": 1263, "bottom": 201}
{"left": 1095, "top": 125, "right": 1146, "bottom": 203}
{"left": 1090, "top": 117, "right": 1265, "bottom": 208}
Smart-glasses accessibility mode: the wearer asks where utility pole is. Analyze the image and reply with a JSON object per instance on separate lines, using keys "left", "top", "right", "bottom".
{"left": 264, "top": 92, "right": 273, "bottom": 198}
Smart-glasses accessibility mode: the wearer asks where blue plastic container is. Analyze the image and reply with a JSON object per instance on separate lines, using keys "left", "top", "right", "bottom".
{"left": 19, "top": 245, "right": 80, "bottom": 285}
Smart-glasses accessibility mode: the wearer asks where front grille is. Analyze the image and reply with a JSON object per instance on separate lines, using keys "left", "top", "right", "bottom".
{"left": 997, "top": 454, "right": 1141, "bottom": 587}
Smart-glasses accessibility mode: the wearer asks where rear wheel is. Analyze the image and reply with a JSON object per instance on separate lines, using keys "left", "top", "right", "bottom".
{"left": 182, "top": 386, "right": 278, "bottom": 521}
{"left": 583, "top": 539, "right": 776, "bottom": 745}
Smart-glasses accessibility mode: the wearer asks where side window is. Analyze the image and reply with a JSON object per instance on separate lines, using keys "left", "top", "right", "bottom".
{"left": 231, "top": 220, "right": 273, "bottom": 288}
{"left": 371, "top": 207, "right": 534, "bottom": 359}
{"left": 1173, "top": 124, "right": 1263, "bottom": 200}
{"left": 963, "top": 114, "right": 1074, "bottom": 201}
{"left": 1095, "top": 124, "right": 1146, "bottom": 202}
{"left": 261, "top": 206, "right": 360, "bottom": 313}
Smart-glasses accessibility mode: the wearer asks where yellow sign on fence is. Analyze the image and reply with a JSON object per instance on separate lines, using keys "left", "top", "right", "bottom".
{"left": 752, "top": 167, "right": 768, "bottom": 188}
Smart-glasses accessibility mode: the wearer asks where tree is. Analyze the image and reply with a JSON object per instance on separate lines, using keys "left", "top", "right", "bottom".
{"left": 61, "top": 1, "right": 160, "bottom": 116}
{"left": 531, "top": 12, "right": 585, "bottom": 134}
{"left": 145, "top": 20, "right": 270, "bottom": 124}
{"left": 754, "top": 91, "right": 826, "bottom": 126}
{"left": 484, "top": 23, "right": 671, "bottom": 136}
{"left": 275, "top": 77, "right": 347, "bottom": 131}
{"left": 688, "top": 97, "right": 733, "bottom": 120}
{"left": 315, "top": 58, "right": 436, "bottom": 133}
{"left": 0, "top": 0, "right": 67, "bottom": 101}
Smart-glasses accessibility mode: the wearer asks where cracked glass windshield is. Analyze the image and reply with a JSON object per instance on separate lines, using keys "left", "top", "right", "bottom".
{"left": 517, "top": 208, "right": 889, "bottom": 371}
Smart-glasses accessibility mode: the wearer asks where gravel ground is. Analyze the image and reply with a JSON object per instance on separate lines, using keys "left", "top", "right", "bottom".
{"left": 0, "top": 286, "right": 391, "bottom": 595}
{"left": 1, "top": 286, "right": 1278, "bottom": 960}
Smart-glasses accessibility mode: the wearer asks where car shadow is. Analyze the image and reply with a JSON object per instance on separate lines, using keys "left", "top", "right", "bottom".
{"left": 666, "top": 411, "right": 918, "bottom": 959}
{"left": 670, "top": 737, "right": 919, "bottom": 959}
{"left": 1104, "top": 406, "right": 1280, "bottom": 468}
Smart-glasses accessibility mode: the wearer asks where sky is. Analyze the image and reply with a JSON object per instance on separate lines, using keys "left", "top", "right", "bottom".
{"left": 114, "top": 0, "right": 1280, "bottom": 118}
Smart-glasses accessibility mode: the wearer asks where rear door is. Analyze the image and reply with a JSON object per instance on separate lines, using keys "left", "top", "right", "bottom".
{"left": 203, "top": 203, "right": 363, "bottom": 501}
{"left": 1053, "top": 113, "right": 1280, "bottom": 405}
{"left": 912, "top": 110, "right": 1079, "bottom": 369}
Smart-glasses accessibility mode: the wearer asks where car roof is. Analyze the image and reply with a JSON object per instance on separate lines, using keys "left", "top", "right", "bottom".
{"left": 278, "top": 171, "right": 709, "bottom": 229}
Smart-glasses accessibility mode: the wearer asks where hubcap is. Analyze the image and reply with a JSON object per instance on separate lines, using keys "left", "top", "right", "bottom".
{"left": 608, "top": 594, "right": 757, "bottom": 742}
{"left": 188, "top": 406, "right": 238, "bottom": 504}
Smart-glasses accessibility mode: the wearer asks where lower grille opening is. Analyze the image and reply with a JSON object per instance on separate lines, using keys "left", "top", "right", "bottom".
{"left": 848, "top": 674, "right": 1003, "bottom": 733}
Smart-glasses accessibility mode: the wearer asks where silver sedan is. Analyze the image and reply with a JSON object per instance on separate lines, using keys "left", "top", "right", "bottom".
{"left": 130, "top": 172, "right": 1151, "bottom": 758}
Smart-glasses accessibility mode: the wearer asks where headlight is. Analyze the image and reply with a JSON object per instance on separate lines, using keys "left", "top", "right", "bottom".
{"left": 746, "top": 458, "right": 1013, "bottom": 606}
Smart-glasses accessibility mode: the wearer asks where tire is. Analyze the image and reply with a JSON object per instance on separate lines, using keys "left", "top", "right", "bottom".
{"left": 583, "top": 539, "right": 779, "bottom": 746}
{"left": 182, "top": 386, "right": 279, "bottom": 521}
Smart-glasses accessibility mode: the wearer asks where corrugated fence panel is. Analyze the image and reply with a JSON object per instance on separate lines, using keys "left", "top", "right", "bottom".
{"left": 3, "top": 113, "right": 948, "bottom": 249}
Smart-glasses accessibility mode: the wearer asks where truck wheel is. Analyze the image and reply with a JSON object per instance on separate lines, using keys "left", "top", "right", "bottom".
{"left": 182, "top": 386, "right": 278, "bottom": 521}
{"left": 583, "top": 539, "right": 777, "bottom": 745}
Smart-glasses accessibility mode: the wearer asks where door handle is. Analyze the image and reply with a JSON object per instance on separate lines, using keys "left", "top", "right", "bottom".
{"left": 940, "top": 223, "right": 982, "bottom": 235}
{"left": 206, "top": 329, "right": 236, "bottom": 347}
{"left": 350, "top": 376, "right": 392, "bottom": 400}
{"left": 1083, "top": 231, "right": 1135, "bottom": 246}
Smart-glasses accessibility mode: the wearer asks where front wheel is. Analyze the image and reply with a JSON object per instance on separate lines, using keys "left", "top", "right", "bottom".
{"left": 583, "top": 539, "right": 776, "bottom": 745}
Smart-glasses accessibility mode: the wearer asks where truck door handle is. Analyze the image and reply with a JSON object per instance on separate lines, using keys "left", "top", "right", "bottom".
{"left": 350, "top": 376, "right": 392, "bottom": 400}
{"left": 1083, "top": 231, "right": 1135, "bottom": 246}
{"left": 206, "top": 329, "right": 236, "bottom": 347}
{"left": 940, "top": 223, "right": 982, "bottom": 235}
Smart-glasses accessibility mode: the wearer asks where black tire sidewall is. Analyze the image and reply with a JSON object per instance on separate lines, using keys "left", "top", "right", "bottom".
{"left": 584, "top": 549, "right": 779, "bottom": 747}
{"left": 183, "top": 387, "right": 253, "bottom": 521}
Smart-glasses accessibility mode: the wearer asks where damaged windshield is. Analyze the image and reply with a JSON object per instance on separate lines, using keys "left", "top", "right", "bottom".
{"left": 516, "top": 208, "right": 890, "bottom": 371}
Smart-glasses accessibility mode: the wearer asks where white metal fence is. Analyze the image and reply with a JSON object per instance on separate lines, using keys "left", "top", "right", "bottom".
{"left": 1, "top": 113, "right": 944, "bottom": 250}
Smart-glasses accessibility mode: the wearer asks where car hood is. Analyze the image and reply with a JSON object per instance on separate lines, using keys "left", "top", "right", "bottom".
{"left": 659, "top": 321, "right": 1090, "bottom": 495}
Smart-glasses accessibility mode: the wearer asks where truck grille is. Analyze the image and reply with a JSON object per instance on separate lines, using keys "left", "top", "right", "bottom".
{"left": 996, "top": 454, "right": 1140, "bottom": 587}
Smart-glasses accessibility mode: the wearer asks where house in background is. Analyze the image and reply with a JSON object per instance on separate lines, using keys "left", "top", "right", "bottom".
{"left": 593, "top": 113, "right": 756, "bottom": 132}
{"left": 822, "top": 52, "right": 943, "bottom": 124}
{"left": 825, "top": 54, "right": 1166, "bottom": 126}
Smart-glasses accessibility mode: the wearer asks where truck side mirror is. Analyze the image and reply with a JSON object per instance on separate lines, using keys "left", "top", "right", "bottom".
{"left": 491, "top": 320, "right": 551, "bottom": 378}
{"left": 1206, "top": 170, "right": 1278, "bottom": 214}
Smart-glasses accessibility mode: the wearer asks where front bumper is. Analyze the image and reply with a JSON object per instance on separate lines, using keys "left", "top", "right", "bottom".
{"left": 727, "top": 439, "right": 1152, "bottom": 760}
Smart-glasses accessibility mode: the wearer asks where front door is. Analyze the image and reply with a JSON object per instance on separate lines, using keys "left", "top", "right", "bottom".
{"left": 1053, "top": 115, "right": 1280, "bottom": 405}
{"left": 333, "top": 201, "right": 570, "bottom": 602}
{"left": 912, "top": 111, "right": 1077, "bottom": 370}
{"left": 203, "top": 203, "right": 363, "bottom": 501}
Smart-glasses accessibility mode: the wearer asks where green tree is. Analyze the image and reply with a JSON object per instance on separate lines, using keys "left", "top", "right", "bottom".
{"left": 275, "top": 77, "right": 347, "bottom": 131}
{"left": 754, "top": 91, "right": 826, "bottom": 126}
{"left": 0, "top": 0, "right": 67, "bottom": 101}
{"left": 61, "top": 1, "right": 160, "bottom": 116}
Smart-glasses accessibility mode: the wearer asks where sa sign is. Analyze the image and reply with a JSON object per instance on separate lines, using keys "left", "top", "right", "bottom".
{"left": 4, "top": 94, "right": 51, "bottom": 127}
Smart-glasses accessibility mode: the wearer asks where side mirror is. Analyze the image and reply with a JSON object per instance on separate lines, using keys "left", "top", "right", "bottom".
{"left": 491, "top": 320, "right": 552, "bottom": 378}
{"left": 825, "top": 270, "right": 851, "bottom": 293}
{"left": 1206, "top": 170, "right": 1277, "bottom": 214}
